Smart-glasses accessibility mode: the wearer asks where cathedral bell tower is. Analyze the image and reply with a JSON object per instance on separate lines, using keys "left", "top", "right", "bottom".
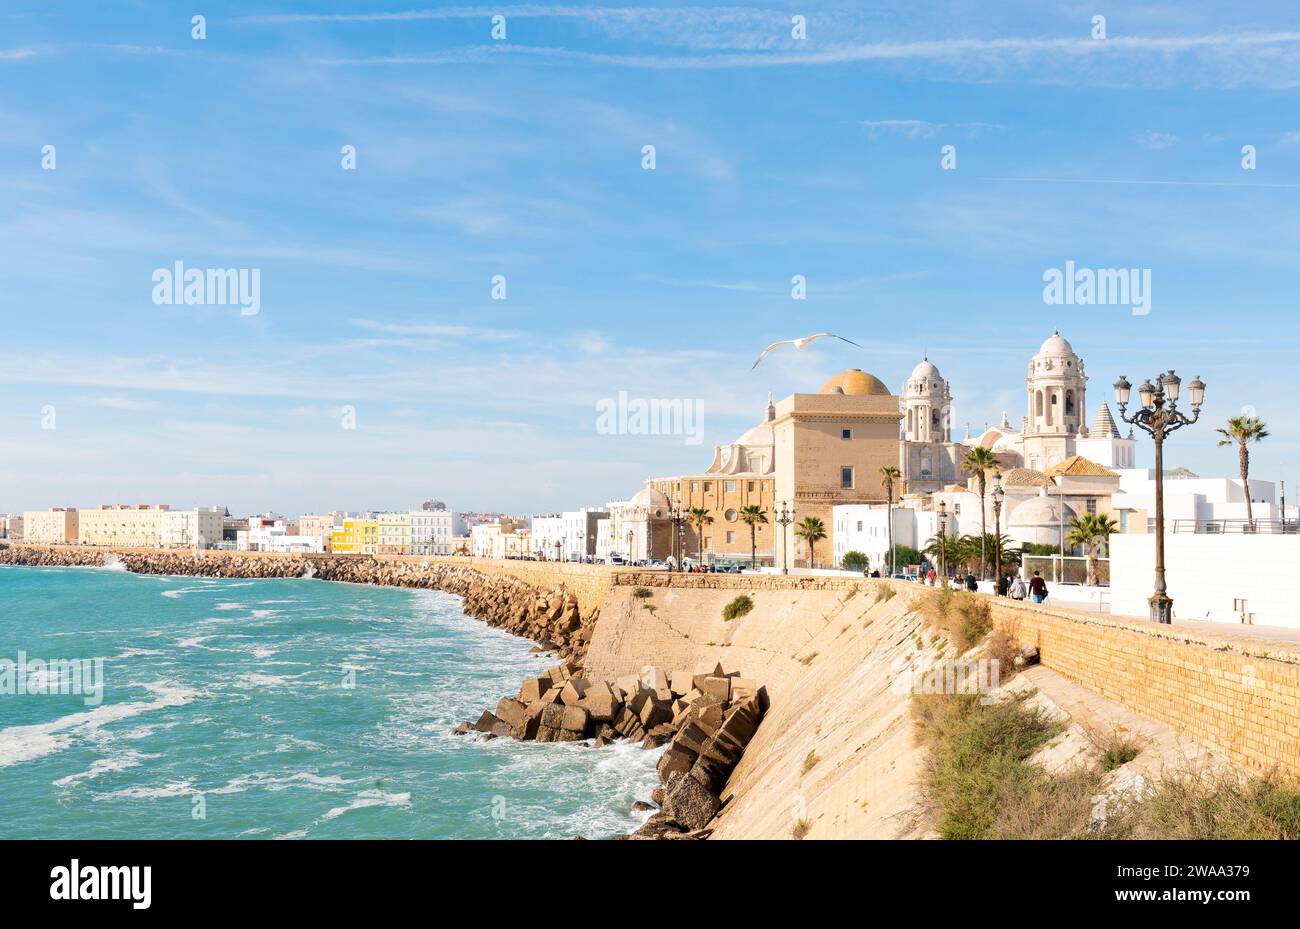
{"left": 1023, "top": 330, "right": 1087, "bottom": 471}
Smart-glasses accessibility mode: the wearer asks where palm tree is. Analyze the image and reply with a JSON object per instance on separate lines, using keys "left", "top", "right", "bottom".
{"left": 795, "top": 516, "right": 827, "bottom": 569}
{"left": 963, "top": 446, "right": 998, "bottom": 579}
{"left": 1216, "top": 416, "right": 1269, "bottom": 529}
{"left": 687, "top": 507, "right": 713, "bottom": 566}
{"left": 737, "top": 504, "right": 767, "bottom": 569}
{"left": 1067, "top": 513, "right": 1119, "bottom": 586}
{"left": 879, "top": 465, "right": 901, "bottom": 576}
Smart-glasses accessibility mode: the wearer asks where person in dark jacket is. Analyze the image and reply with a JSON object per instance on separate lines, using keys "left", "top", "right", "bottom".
{"left": 1029, "top": 570, "right": 1048, "bottom": 603}
{"left": 997, "top": 575, "right": 1010, "bottom": 597}
{"left": 964, "top": 572, "right": 977, "bottom": 592}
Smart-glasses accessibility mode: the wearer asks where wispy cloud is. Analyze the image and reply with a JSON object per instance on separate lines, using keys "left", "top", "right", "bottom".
{"left": 1135, "top": 130, "right": 1180, "bottom": 150}
{"left": 861, "top": 119, "right": 1006, "bottom": 139}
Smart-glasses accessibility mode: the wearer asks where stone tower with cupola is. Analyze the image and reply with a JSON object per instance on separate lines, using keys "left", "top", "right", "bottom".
{"left": 1023, "top": 330, "right": 1088, "bottom": 471}
{"left": 899, "top": 357, "right": 964, "bottom": 493}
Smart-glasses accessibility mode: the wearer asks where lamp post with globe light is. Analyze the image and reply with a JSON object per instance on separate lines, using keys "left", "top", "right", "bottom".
{"left": 992, "top": 472, "right": 1005, "bottom": 589}
{"left": 1113, "top": 371, "right": 1206, "bottom": 624}
{"left": 775, "top": 501, "right": 795, "bottom": 575}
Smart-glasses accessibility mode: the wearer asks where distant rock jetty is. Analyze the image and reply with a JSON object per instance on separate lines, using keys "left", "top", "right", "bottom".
{"left": 459, "top": 661, "right": 764, "bottom": 840}
{"left": 0, "top": 546, "right": 592, "bottom": 662}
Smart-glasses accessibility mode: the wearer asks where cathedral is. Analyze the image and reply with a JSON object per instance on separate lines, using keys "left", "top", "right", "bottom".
{"left": 899, "top": 330, "right": 1135, "bottom": 492}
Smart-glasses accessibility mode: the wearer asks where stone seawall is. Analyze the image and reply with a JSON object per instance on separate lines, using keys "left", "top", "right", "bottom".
{"left": 987, "top": 598, "right": 1300, "bottom": 778}
{"left": 0, "top": 545, "right": 601, "bottom": 663}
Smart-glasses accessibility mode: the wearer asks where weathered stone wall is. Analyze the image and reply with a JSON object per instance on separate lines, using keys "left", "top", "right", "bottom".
{"left": 986, "top": 597, "right": 1300, "bottom": 777}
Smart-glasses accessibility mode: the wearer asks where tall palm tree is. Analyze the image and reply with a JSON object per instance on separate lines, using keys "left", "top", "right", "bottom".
{"left": 737, "top": 504, "right": 767, "bottom": 569}
{"left": 687, "top": 507, "right": 713, "bottom": 566}
{"left": 1067, "top": 513, "right": 1119, "bottom": 586}
{"left": 1216, "top": 416, "right": 1269, "bottom": 528}
{"left": 963, "top": 446, "right": 998, "bottom": 579}
{"left": 795, "top": 516, "right": 827, "bottom": 569}
{"left": 879, "top": 465, "right": 901, "bottom": 576}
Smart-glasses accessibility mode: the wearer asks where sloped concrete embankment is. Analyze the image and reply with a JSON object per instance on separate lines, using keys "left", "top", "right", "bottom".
{"left": 584, "top": 575, "right": 932, "bottom": 839}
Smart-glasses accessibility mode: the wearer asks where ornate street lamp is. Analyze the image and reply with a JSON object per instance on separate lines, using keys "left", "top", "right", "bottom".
{"left": 1114, "top": 371, "right": 1206, "bottom": 624}
{"left": 936, "top": 500, "right": 949, "bottom": 584}
{"left": 991, "top": 472, "right": 1005, "bottom": 590}
{"left": 669, "top": 497, "right": 687, "bottom": 572}
{"left": 775, "top": 500, "right": 795, "bottom": 575}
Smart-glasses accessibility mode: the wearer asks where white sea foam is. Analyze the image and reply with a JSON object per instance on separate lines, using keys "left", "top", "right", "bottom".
{"left": 115, "top": 647, "right": 165, "bottom": 659}
{"left": 53, "top": 749, "right": 159, "bottom": 788}
{"left": 0, "top": 680, "right": 197, "bottom": 770}
{"left": 97, "top": 778, "right": 198, "bottom": 800}
{"left": 231, "top": 671, "right": 312, "bottom": 690}
{"left": 318, "top": 789, "right": 411, "bottom": 823}
{"left": 209, "top": 770, "right": 357, "bottom": 795}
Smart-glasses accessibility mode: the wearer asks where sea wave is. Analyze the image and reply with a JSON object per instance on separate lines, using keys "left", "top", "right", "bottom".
{"left": 0, "top": 680, "right": 198, "bottom": 770}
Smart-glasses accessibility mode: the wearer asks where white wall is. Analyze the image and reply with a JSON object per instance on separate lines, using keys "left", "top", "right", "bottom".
{"left": 1110, "top": 534, "right": 1299, "bottom": 628}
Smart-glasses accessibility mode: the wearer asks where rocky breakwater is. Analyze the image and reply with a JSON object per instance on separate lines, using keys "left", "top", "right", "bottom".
{"left": 0, "top": 547, "right": 593, "bottom": 661}
{"left": 459, "top": 662, "right": 764, "bottom": 839}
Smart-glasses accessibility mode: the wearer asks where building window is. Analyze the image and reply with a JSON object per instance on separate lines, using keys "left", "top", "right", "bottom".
{"left": 841, "top": 467, "right": 853, "bottom": 489}
{"left": 725, "top": 481, "right": 735, "bottom": 492}
{"left": 841, "top": 428, "right": 852, "bottom": 440}
{"left": 1086, "top": 498, "right": 1097, "bottom": 515}
{"left": 856, "top": 521, "right": 862, "bottom": 532}
{"left": 747, "top": 481, "right": 754, "bottom": 492}
{"left": 724, "top": 509, "right": 737, "bottom": 522}
{"left": 703, "top": 482, "right": 711, "bottom": 492}
{"left": 726, "top": 531, "right": 735, "bottom": 544}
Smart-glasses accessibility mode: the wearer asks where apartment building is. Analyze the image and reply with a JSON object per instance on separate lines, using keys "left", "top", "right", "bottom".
{"left": 78, "top": 504, "right": 171, "bottom": 548}
{"left": 411, "top": 508, "right": 453, "bottom": 556}
{"left": 22, "top": 508, "right": 79, "bottom": 544}
{"left": 331, "top": 518, "right": 378, "bottom": 555}
{"left": 161, "top": 508, "right": 225, "bottom": 549}
{"left": 376, "top": 512, "right": 412, "bottom": 555}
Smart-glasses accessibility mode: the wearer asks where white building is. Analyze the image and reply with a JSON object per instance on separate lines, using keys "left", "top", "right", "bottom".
{"left": 411, "top": 508, "right": 453, "bottom": 556}
{"left": 1111, "top": 534, "right": 1298, "bottom": 628}
{"left": 562, "top": 508, "right": 608, "bottom": 561}
{"left": 530, "top": 515, "right": 564, "bottom": 560}
{"left": 1110, "top": 469, "right": 1278, "bottom": 534}
{"left": 162, "top": 508, "right": 225, "bottom": 549}
{"left": 832, "top": 503, "right": 946, "bottom": 573}
{"left": 237, "top": 521, "right": 324, "bottom": 554}
{"left": 595, "top": 516, "right": 613, "bottom": 561}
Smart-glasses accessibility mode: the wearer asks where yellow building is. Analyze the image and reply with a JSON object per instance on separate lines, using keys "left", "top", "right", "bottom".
{"left": 377, "top": 512, "right": 412, "bottom": 555}
{"left": 22, "top": 508, "right": 79, "bottom": 544}
{"left": 78, "top": 505, "right": 171, "bottom": 548}
{"left": 642, "top": 370, "right": 901, "bottom": 568}
{"left": 331, "top": 518, "right": 378, "bottom": 555}
{"left": 774, "top": 369, "right": 901, "bottom": 567}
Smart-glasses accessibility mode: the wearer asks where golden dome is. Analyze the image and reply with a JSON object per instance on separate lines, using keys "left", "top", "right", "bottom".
{"left": 818, "top": 368, "right": 892, "bottom": 397}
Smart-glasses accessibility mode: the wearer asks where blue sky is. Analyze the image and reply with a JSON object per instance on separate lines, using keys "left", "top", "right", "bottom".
{"left": 3, "top": 2, "right": 1300, "bottom": 515}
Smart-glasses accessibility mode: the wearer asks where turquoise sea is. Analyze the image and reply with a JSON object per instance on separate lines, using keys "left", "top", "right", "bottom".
{"left": 0, "top": 565, "right": 661, "bottom": 839}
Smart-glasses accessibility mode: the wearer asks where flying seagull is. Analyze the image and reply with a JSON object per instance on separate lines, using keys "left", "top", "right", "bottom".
{"left": 752, "top": 332, "right": 862, "bottom": 369}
